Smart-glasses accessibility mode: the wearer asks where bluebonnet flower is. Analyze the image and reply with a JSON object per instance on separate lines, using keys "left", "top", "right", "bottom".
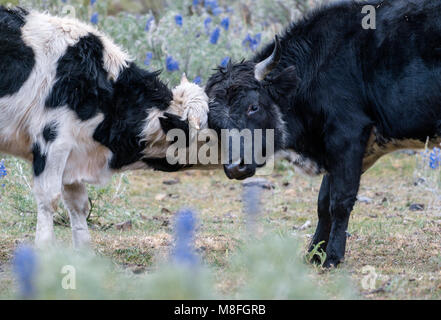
{"left": 242, "top": 184, "right": 262, "bottom": 234}
{"left": 174, "top": 14, "right": 183, "bottom": 27}
{"left": 145, "top": 16, "right": 155, "bottom": 32}
{"left": 192, "top": 0, "right": 200, "bottom": 6}
{"left": 243, "top": 33, "right": 262, "bottom": 51}
{"left": 90, "top": 0, "right": 96, "bottom": 6}
{"left": 90, "top": 12, "right": 99, "bottom": 25}
{"left": 210, "top": 27, "right": 221, "bottom": 45}
{"left": 0, "top": 159, "right": 6, "bottom": 187}
{"left": 204, "top": 17, "right": 212, "bottom": 34}
{"left": 220, "top": 56, "right": 230, "bottom": 68}
{"left": 212, "top": 7, "right": 223, "bottom": 16}
{"left": 205, "top": 0, "right": 218, "bottom": 10}
{"left": 13, "top": 245, "right": 37, "bottom": 299}
{"left": 429, "top": 147, "right": 441, "bottom": 169}
{"left": 193, "top": 76, "right": 202, "bottom": 85}
{"left": 173, "top": 209, "right": 198, "bottom": 265}
{"left": 166, "top": 56, "right": 180, "bottom": 72}
{"left": 144, "top": 52, "right": 153, "bottom": 66}
{"left": 220, "top": 17, "right": 229, "bottom": 31}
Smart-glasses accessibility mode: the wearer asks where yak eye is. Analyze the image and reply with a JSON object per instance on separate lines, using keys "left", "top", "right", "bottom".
{"left": 247, "top": 105, "right": 259, "bottom": 116}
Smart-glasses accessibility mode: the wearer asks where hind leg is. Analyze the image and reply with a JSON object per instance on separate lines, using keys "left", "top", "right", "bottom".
{"left": 62, "top": 182, "right": 91, "bottom": 248}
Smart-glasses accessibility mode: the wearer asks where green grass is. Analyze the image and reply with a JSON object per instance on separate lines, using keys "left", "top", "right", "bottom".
{"left": 1, "top": 152, "right": 441, "bottom": 299}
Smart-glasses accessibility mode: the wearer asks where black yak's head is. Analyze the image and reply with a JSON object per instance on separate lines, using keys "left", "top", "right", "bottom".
{"left": 206, "top": 36, "right": 299, "bottom": 180}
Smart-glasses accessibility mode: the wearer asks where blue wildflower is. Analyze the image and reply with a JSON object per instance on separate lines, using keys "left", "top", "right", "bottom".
{"left": 173, "top": 209, "right": 198, "bottom": 265}
{"left": 0, "top": 159, "right": 6, "bottom": 187}
{"left": 192, "top": 0, "right": 200, "bottom": 5}
{"left": 212, "top": 7, "right": 223, "bottom": 16}
{"left": 220, "top": 17, "right": 229, "bottom": 31}
{"left": 220, "top": 56, "right": 230, "bottom": 68}
{"left": 193, "top": 76, "right": 202, "bottom": 85}
{"left": 90, "top": 12, "right": 99, "bottom": 25}
{"left": 429, "top": 147, "right": 441, "bottom": 169}
{"left": 226, "top": 6, "right": 234, "bottom": 13}
{"left": 243, "top": 33, "right": 262, "bottom": 51}
{"left": 174, "top": 14, "right": 183, "bottom": 27}
{"left": 144, "top": 52, "right": 153, "bottom": 66}
{"left": 242, "top": 184, "right": 262, "bottom": 234}
{"left": 13, "top": 245, "right": 37, "bottom": 299}
{"left": 145, "top": 16, "right": 154, "bottom": 32}
{"left": 205, "top": 0, "right": 218, "bottom": 10}
{"left": 204, "top": 17, "right": 212, "bottom": 34}
{"left": 0, "top": 160, "right": 6, "bottom": 178}
{"left": 90, "top": 0, "right": 96, "bottom": 6}
{"left": 210, "top": 27, "right": 221, "bottom": 45}
{"left": 166, "top": 56, "right": 180, "bottom": 72}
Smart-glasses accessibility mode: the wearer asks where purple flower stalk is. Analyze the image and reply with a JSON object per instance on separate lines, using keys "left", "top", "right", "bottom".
{"left": 243, "top": 33, "right": 262, "bottom": 51}
{"left": 193, "top": 76, "right": 202, "bottom": 85}
{"left": 145, "top": 16, "right": 155, "bottom": 32}
{"left": 243, "top": 184, "right": 262, "bottom": 234}
{"left": 220, "top": 57, "right": 230, "bottom": 68}
{"left": 204, "top": 17, "right": 212, "bottom": 34}
{"left": 173, "top": 209, "right": 198, "bottom": 266}
{"left": 210, "top": 27, "right": 221, "bottom": 45}
{"left": 220, "top": 17, "right": 229, "bottom": 31}
{"left": 144, "top": 52, "right": 153, "bottom": 66}
{"left": 13, "top": 245, "right": 37, "bottom": 299}
{"left": 0, "top": 159, "right": 6, "bottom": 187}
{"left": 174, "top": 14, "right": 183, "bottom": 27}
{"left": 166, "top": 56, "right": 180, "bottom": 72}
{"left": 429, "top": 147, "right": 441, "bottom": 169}
{"left": 90, "top": 12, "right": 99, "bottom": 25}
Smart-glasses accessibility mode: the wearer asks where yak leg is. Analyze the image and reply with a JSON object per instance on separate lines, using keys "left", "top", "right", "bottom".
{"left": 308, "top": 174, "right": 332, "bottom": 264}
{"left": 62, "top": 182, "right": 91, "bottom": 248}
{"left": 33, "top": 144, "right": 71, "bottom": 247}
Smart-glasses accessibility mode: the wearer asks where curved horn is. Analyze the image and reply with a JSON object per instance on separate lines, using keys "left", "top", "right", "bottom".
{"left": 254, "top": 35, "right": 282, "bottom": 81}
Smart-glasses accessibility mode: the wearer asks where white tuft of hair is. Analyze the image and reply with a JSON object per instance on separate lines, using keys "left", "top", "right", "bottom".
{"left": 169, "top": 74, "right": 209, "bottom": 130}
{"left": 141, "top": 74, "right": 209, "bottom": 158}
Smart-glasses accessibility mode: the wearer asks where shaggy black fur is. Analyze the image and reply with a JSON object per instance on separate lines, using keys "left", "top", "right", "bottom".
{"left": 206, "top": 0, "right": 441, "bottom": 267}
{"left": 43, "top": 122, "right": 58, "bottom": 143}
{"left": 0, "top": 7, "right": 35, "bottom": 98}
{"left": 45, "top": 33, "right": 173, "bottom": 170}
{"left": 93, "top": 63, "right": 173, "bottom": 169}
{"left": 32, "top": 143, "right": 46, "bottom": 177}
{"left": 46, "top": 34, "right": 113, "bottom": 121}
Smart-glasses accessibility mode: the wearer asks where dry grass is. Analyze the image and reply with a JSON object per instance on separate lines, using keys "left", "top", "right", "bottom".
{"left": 1, "top": 152, "right": 440, "bottom": 299}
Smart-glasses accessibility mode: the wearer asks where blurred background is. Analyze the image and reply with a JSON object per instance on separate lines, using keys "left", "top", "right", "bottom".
{"left": 0, "top": 0, "right": 329, "bottom": 86}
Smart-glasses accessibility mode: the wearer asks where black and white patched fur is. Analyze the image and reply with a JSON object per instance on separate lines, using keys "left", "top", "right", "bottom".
{"left": 0, "top": 7, "right": 208, "bottom": 247}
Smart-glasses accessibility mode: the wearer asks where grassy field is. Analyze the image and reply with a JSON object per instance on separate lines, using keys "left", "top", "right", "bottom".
{"left": 1, "top": 152, "right": 440, "bottom": 299}
{"left": 0, "top": 0, "right": 440, "bottom": 300}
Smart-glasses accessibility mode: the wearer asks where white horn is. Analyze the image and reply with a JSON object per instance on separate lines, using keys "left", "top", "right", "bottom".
{"left": 254, "top": 35, "right": 282, "bottom": 81}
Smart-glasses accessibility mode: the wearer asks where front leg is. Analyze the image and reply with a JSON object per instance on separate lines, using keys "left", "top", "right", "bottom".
{"left": 33, "top": 142, "right": 71, "bottom": 247}
{"left": 323, "top": 142, "right": 366, "bottom": 268}
{"left": 308, "top": 174, "right": 331, "bottom": 263}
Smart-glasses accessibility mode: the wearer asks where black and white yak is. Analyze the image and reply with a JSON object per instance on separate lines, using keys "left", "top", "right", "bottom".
{"left": 204, "top": 0, "right": 441, "bottom": 267}
{"left": 0, "top": 7, "right": 208, "bottom": 247}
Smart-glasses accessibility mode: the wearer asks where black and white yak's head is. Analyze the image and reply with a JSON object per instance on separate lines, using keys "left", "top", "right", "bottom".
{"left": 205, "top": 36, "right": 299, "bottom": 180}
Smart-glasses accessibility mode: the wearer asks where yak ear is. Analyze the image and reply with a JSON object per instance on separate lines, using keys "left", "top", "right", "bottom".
{"left": 180, "top": 73, "right": 190, "bottom": 84}
{"left": 159, "top": 112, "right": 189, "bottom": 135}
{"left": 266, "top": 66, "right": 299, "bottom": 99}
